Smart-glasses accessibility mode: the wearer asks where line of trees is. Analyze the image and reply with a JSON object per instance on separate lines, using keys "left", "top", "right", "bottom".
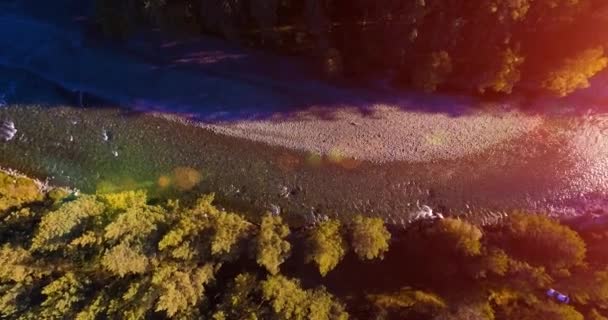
{"left": 94, "top": 0, "right": 608, "bottom": 97}
{"left": 1, "top": 170, "right": 608, "bottom": 319}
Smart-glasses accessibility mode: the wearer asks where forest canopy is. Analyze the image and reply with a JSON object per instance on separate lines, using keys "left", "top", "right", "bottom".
{"left": 94, "top": 0, "right": 608, "bottom": 97}
{"left": 1, "top": 171, "right": 608, "bottom": 319}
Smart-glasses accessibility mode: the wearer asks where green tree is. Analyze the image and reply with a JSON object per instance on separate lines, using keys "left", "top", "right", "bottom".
{"left": 306, "top": 219, "right": 347, "bottom": 276}
{"left": 255, "top": 213, "right": 291, "bottom": 274}
{"left": 349, "top": 215, "right": 390, "bottom": 260}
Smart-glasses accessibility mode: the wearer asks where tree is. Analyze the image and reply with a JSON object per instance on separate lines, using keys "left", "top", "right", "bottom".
{"left": 101, "top": 242, "right": 149, "bottom": 277}
{"left": 542, "top": 47, "right": 608, "bottom": 96}
{"left": 588, "top": 309, "right": 608, "bottom": 320}
{"left": 157, "top": 195, "right": 216, "bottom": 260}
{"left": 349, "top": 215, "right": 390, "bottom": 260}
{"left": 255, "top": 213, "right": 291, "bottom": 274}
{"left": 39, "top": 272, "right": 89, "bottom": 319}
{"left": 0, "top": 244, "right": 41, "bottom": 283}
{"left": 210, "top": 210, "right": 253, "bottom": 257}
{"left": 31, "top": 196, "right": 106, "bottom": 252}
{"left": 261, "top": 275, "right": 348, "bottom": 320}
{"left": 104, "top": 204, "right": 166, "bottom": 243}
{"left": 99, "top": 190, "right": 148, "bottom": 211}
{"left": 497, "top": 212, "right": 586, "bottom": 273}
{"left": 412, "top": 51, "right": 453, "bottom": 92}
{"left": 504, "top": 301, "right": 584, "bottom": 320}
{"left": 482, "top": 248, "right": 511, "bottom": 276}
{"left": 0, "top": 171, "right": 43, "bottom": 212}
{"left": 152, "top": 264, "right": 216, "bottom": 317}
{"left": 94, "top": 0, "right": 132, "bottom": 39}
{"left": 433, "top": 301, "right": 494, "bottom": 320}
{"left": 306, "top": 219, "right": 347, "bottom": 276}
{"left": 429, "top": 218, "right": 484, "bottom": 257}
{"left": 566, "top": 268, "right": 608, "bottom": 308}
{"left": 478, "top": 47, "right": 525, "bottom": 94}
{"left": 75, "top": 293, "right": 108, "bottom": 320}
{"left": 368, "top": 287, "right": 447, "bottom": 318}
{"left": 212, "top": 273, "right": 267, "bottom": 320}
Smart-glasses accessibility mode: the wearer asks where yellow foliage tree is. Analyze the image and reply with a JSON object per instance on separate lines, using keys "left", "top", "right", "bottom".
{"left": 101, "top": 243, "right": 149, "bottom": 277}
{"left": 588, "top": 309, "right": 608, "bottom": 320}
{"left": 152, "top": 263, "right": 216, "bottom": 317}
{"left": 31, "top": 196, "right": 106, "bottom": 252}
{"left": 158, "top": 195, "right": 215, "bottom": 260}
{"left": 104, "top": 205, "right": 166, "bottom": 243}
{"left": 368, "top": 287, "right": 447, "bottom": 316}
{"left": 261, "top": 275, "right": 348, "bottom": 320}
{"left": 255, "top": 213, "right": 291, "bottom": 274}
{"left": 478, "top": 47, "right": 524, "bottom": 94}
{"left": 210, "top": 210, "right": 253, "bottom": 257}
{"left": 349, "top": 215, "right": 390, "bottom": 260}
{"left": 306, "top": 219, "right": 347, "bottom": 276}
{"left": 99, "top": 190, "right": 148, "bottom": 211}
{"left": 501, "top": 212, "right": 586, "bottom": 272}
{"left": 430, "top": 218, "right": 483, "bottom": 257}
{"left": 39, "top": 272, "right": 89, "bottom": 319}
{"left": 212, "top": 273, "right": 265, "bottom": 320}
{"left": 542, "top": 47, "right": 608, "bottom": 96}
{"left": 0, "top": 172, "right": 43, "bottom": 212}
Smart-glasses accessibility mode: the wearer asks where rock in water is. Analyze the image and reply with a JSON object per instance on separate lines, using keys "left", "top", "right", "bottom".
{"left": 0, "top": 120, "right": 17, "bottom": 141}
{"left": 102, "top": 129, "right": 112, "bottom": 142}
